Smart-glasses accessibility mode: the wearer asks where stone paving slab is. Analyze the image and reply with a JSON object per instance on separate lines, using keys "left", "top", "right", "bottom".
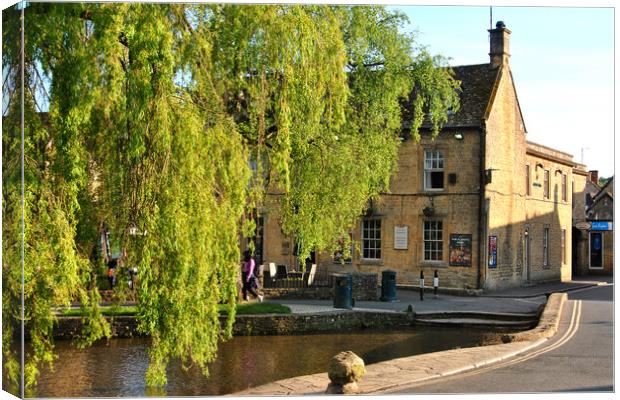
{"left": 276, "top": 293, "right": 546, "bottom": 315}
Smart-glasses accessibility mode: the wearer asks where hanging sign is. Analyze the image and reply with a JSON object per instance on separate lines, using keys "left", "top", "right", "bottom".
{"left": 449, "top": 234, "right": 472, "bottom": 266}
{"left": 575, "top": 221, "right": 592, "bottom": 230}
{"left": 591, "top": 221, "right": 613, "bottom": 231}
{"left": 394, "top": 226, "right": 408, "bottom": 250}
{"left": 488, "top": 236, "right": 498, "bottom": 268}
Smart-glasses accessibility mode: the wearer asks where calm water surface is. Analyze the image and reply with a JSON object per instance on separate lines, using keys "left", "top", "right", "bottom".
{"left": 28, "top": 328, "right": 505, "bottom": 397}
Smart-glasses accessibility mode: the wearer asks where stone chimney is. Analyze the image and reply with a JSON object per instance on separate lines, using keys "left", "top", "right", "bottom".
{"left": 489, "top": 21, "right": 511, "bottom": 68}
{"left": 589, "top": 170, "right": 599, "bottom": 184}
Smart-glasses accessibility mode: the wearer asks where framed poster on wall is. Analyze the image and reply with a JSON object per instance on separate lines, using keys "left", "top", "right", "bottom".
{"left": 394, "top": 226, "right": 408, "bottom": 250}
{"left": 449, "top": 234, "right": 472, "bottom": 266}
{"left": 488, "top": 235, "right": 498, "bottom": 268}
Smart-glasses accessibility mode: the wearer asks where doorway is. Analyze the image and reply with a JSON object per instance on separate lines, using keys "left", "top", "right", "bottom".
{"left": 589, "top": 231, "right": 603, "bottom": 269}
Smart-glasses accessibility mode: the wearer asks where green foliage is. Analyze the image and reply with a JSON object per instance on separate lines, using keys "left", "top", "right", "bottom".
{"left": 2, "top": 4, "right": 109, "bottom": 390}
{"left": 60, "top": 305, "right": 138, "bottom": 317}
{"left": 59, "top": 302, "right": 290, "bottom": 317}
{"left": 2, "top": 3, "right": 459, "bottom": 389}
{"left": 226, "top": 302, "right": 291, "bottom": 315}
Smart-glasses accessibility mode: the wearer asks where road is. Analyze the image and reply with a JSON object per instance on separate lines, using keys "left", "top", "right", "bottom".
{"left": 386, "top": 284, "right": 614, "bottom": 393}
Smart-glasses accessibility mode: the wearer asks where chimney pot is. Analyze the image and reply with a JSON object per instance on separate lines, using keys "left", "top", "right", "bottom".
{"left": 496, "top": 21, "right": 506, "bottom": 29}
{"left": 589, "top": 170, "right": 599, "bottom": 185}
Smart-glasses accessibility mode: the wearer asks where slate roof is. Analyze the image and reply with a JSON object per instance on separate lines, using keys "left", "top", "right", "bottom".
{"left": 403, "top": 63, "right": 501, "bottom": 132}
{"left": 447, "top": 64, "right": 501, "bottom": 127}
{"left": 592, "top": 176, "right": 614, "bottom": 204}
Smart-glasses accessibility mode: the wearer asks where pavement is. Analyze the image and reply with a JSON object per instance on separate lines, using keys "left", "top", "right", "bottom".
{"left": 272, "top": 275, "right": 609, "bottom": 316}
{"left": 233, "top": 275, "right": 612, "bottom": 396}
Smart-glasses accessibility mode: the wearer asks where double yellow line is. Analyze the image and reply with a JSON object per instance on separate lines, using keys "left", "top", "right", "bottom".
{"left": 439, "top": 300, "right": 583, "bottom": 380}
{"left": 386, "top": 299, "right": 583, "bottom": 392}
{"left": 505, "top": 300, "right": 581, "bottom": 365}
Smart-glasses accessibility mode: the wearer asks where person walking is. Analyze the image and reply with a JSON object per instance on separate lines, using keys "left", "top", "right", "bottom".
{"left": 242, "top": 250, "right": 263, "bottom": 302}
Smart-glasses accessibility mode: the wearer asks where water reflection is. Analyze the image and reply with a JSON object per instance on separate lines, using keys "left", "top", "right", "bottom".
{"left": 30, "top": 328, "right": 505, "bottom": 397}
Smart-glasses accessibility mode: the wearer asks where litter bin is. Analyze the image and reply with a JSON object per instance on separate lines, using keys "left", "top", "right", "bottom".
{"left": 333, "top": 273, "right": 353, "bottom": 309}
{"left": 381, "top": 270, "right": 397, "bottom": 302}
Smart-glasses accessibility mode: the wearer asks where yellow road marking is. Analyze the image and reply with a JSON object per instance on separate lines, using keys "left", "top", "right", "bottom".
{"left": 382, "top": 299, "right": 582, "bottom": 392}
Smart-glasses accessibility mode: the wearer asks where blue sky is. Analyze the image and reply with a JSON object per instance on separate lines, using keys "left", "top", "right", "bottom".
{"left": 391, "top": 5, "right": 614, "bottom": 177}
{"left": 1, "top": 1, "right": 613, "bottom": 176}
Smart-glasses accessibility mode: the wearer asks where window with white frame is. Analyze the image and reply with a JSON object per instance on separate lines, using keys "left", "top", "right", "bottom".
{"left": 424, "top": 150, "right": 444, "bottom": 190}
{"left": 423, "top": 220, "right": 443, "bottom": 261}
{"left": 362, "top": 219, "right": 381, "bottom": 260}
{"left": 543, "top": 227, "right": 549, "bottom": 266}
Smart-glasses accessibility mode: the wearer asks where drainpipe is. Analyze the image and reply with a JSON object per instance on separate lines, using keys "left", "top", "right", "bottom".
{"left": 477, "top": 123, "right": 487, "bottom": 290}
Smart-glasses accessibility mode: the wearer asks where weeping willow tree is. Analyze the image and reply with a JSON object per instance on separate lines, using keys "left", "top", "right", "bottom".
{"left": 2, "top": 2, "right": 459, "bottom": 389}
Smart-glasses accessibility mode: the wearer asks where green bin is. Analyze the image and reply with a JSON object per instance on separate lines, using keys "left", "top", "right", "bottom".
{"left": 333, "top": 274, "right": 353, "bottom": 309}
{"left": 381, "top": 270, "right": 397, "bottom": 302}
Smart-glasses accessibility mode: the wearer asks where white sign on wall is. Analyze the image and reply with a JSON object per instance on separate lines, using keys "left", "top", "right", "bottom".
{"left": 394, "top": 226, "right": 408, "bottom": 250}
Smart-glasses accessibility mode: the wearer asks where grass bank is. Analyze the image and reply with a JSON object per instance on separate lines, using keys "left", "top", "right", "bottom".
{"left": 60, "top": 302, "right": 291, "bottom": 317}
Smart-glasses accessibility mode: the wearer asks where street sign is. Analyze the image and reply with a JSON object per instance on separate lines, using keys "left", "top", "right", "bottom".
{"left": 575, "top": 221, "right": 592, "bottom": 230}
{"left": 591, "top": 221, "right": 613, "bottom": 231}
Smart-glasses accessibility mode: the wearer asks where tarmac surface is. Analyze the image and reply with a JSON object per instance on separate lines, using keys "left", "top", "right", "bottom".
{"left": 233, "top": 275, "right": 612, "bottom": 396}
{"left": 273, "top": 275, "right": 609, "bottom": 315}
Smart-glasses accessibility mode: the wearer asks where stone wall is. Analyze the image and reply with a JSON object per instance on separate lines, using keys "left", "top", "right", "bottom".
{"left": 230, "top": 311, "right": 413, "bottom": 336}
{"left": 524, "top": 150, "right": 574, "bottom": 284}
{"left": 54, "top": 316, "right": 144, "bottom": 339}
{"left": 351, "top": 273, "right": 378, "bottom": 300}
{"left": 483, "top": 66, "right": 528, "bottom": 290}
{"left": 262, "top": 272, "right": 378, "bottom": 301}
{"left": 53, "top": 311, "right": 414, "bottom": 339}
{"left": 313, "top": 129, "right": 482, "bottom": 290}
{"left": 262, "top": 287, "right": 333, "bottom": 300}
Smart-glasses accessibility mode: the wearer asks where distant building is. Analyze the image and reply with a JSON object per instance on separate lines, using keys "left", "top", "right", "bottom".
{"left": 253, "top": 22, "right": 586, "bottom": 290}
{"left": 572, "top": 171, "right": 613, "bottom": 276}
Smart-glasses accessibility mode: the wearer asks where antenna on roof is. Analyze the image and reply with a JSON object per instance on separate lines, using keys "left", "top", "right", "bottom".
{"left": 490, "top": 7, "right": 493, "bottom": 30}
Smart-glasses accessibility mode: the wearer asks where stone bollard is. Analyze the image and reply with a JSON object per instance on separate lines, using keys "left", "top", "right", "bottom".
{"left": 325, "top": 351, "right": 366, "bottom": 394}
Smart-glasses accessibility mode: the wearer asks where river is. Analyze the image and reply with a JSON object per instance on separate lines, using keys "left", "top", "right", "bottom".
{"left": 14, "top": 327, "right": 509, "bottom": 397}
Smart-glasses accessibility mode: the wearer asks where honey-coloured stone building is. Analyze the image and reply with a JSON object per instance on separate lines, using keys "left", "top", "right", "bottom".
{"left": 251, "top": 22, "right": 589, "bottom": 291}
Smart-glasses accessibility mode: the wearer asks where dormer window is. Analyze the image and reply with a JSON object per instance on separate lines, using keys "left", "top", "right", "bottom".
{"left": 424, "top": 149, "right": 444, "bottom": 190}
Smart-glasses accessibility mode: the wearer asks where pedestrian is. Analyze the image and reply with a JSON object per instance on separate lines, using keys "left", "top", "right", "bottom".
{"left": 107, "top": 259, "right": 117, "bottom": 289}
{"left": 241, "top": 250, "right": 263, "bottom": 302}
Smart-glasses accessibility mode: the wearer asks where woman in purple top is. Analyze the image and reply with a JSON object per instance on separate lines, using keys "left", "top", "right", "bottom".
{"left": 242, "top": 250, "right": 263, "bottom": 302}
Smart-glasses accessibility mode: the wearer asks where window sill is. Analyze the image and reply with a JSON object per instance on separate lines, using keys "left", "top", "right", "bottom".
{"left": 360, "top": 259, "right": 383, "bottom": 266}
{"left": 420, "top": 260, "right": 448, "bottom": 268}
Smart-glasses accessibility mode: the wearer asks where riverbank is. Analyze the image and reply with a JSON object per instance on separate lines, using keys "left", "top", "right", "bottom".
{"left": 232, "top": 292, "right": 569, "bottom": 395}
{"left": 232, "top": 276, "right": 610, "bottom": 395}
{"left": 54, "top": 307, "right": 539, "bottom": 339}
{"left": 52, "top": 276, "right": 605, "bottom": 339}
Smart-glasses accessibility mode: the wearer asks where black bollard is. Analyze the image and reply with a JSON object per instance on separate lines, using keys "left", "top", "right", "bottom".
{"left": 419, "top": 270, "right": 424, "bottom": 301}
{"left": 433, "top": 270, "right": 439, "bottom": 299}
